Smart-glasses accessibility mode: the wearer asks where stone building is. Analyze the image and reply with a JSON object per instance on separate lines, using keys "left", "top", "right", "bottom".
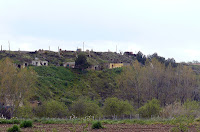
{"left": 63, "top": 62, "right": 75, "bottom": 68}
{"left": 108, "top": 63, "right": 124, "bottom": 69}
{"left": 88, "top": 65, "right": 100, "bottom": 70}
{"left": 16, "top": 62, "right": 29, "bottom": 69}
{"left": 32, "top": 58, "right": 48, "bottom": 66}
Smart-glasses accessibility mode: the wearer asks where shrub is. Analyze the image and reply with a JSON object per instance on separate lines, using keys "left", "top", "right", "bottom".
{"left": 171, "top": 124, "right": 189, "bottom": 132}
{"left": 103, "top": 97, "right": 121, "bottom": 116}
{"left": 92, "top": 121, "right": 103, "bottom": 129}
{"left": 35, "top": 100, "right": 68, "bottom": 118}
{"left": 160, "top": 100, "right": 200, "bottom": 118}
{"left": 71, "top": 98, "right": 87, "bottom": 117}
{"left": 12, "top": 119, "right": 20, "bottom": 124}
{"left": 20, "top": 120, "right": 33, "bottom": 128}
{"left": 7, "top": 125, "right": 20, "bottom": 132}
{"left": 119, "top": 100, "right": 134, "bottom": 116}
{"left": 138, "top": 99, "right": 161, "bottom": 118}
{"left": 160, "top": 102, "right": 185, "bottom": 118}
{"left": 183, "top": 100, "right": 200, "bottom": 117}
{"left": 71, "top": 97, "right": 100, "bottom": 117}
{"left": 103, "top": 97, "right": 134, "bottom": 117}
{"left": 15, "top": 101, "right": 33, "bottom": 118}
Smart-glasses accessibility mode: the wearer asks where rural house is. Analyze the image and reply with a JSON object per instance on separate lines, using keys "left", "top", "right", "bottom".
{"left": 32, "top": 58, "right": 48, "bottom": 66}
{"left": 63, "top": 62, "right": 75, "bottom": 68}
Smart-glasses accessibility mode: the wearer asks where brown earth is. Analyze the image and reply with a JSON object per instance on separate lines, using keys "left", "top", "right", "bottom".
{"left": 0, "top": 124, "right": 199, "bottom": 132}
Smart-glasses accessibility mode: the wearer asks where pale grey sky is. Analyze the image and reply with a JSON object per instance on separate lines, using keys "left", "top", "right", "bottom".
{"left": 0, "top": 0, "right": 200, "bottom": 62}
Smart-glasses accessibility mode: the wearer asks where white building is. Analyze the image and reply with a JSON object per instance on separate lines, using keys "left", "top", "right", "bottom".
{"left": 32, "top": 58, "right": 48, "bottom": 66}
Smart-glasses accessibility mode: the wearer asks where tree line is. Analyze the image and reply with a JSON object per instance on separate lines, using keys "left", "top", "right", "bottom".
{"left": 116, "top": 58, "right": 199, "bottom": 108}
{"left": 0, "top": 57, "right": 199, "bottom": 119}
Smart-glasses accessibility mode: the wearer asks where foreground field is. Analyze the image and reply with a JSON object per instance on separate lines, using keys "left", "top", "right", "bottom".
{"left": 0, "top": 123, "right": 199, "bottom": 132}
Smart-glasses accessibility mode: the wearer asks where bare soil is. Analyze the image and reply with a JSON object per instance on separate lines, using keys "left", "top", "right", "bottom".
{"left": 0, "top": 123, "right": 199, "bottom": 132}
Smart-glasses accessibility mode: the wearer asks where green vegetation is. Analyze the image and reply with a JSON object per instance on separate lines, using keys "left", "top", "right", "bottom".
{"left": 7, "top": 125, "right": 20, "bottom": 132}
{"left": 35, "top": 100, "right": 67, "bottom": 118}
{"left": 138, "top": 99, "right": 161, "bottom": 118}
{"left": 0, "top": 58, "right": 36, "bottom": 119}
{"left": 0, "top": 119, "right": 20, "bottom": 124}
{"left": 92, "top": 121, "right": 103, "bottom": 129}
{"left": 20, "top": 120, "right": 33, "bottom": 128}
{"left": 70, "top": 97, "right": 100, "bottom": 117}
{"left": 103, "top": 97, "right": 133, "bottom": 117}
{"left": 0, "top": 54, "right": 199, "bottom": 123}
{"left": 75, "top": 53, "right": 90, "bottom": 70}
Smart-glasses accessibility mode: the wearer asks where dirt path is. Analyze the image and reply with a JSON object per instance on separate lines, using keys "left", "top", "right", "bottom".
{"left": 0, "top": 124, "right": 199, "bottom": 132}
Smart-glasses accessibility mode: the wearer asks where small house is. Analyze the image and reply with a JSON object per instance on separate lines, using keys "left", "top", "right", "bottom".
{"left": 63, "top": 62, "right": 75, "bottom": 68}
{"left": 88, "top": 65, "right": 100, "bottom": 70}
{"left": 109, "top": 63, "right": 124, "bottom": 69}
{"left": 32, "top": 58, "right": 48, "bottom": 66}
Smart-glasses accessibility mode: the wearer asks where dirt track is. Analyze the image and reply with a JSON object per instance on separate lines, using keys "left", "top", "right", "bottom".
{"left": 0, "top": 124, "right": 199, "bottom": 132}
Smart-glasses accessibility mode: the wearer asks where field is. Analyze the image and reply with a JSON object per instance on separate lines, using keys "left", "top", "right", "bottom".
{"left": 0, "top": 124, "right": 176, "bottom": 132}
{"left": 1, "top": 123, "right": 199, "bottom": 132}
{"left": 1, "top": 117, "right": 200, "bottom": 132}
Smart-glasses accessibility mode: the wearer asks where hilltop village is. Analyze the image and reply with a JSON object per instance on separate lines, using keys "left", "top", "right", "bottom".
{"left": 0, "top": 48, "right": 136, "bottom": 70}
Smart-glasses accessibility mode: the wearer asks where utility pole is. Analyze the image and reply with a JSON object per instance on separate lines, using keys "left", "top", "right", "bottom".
{"left": 8, "top": 41, "right": 10, "bottom": 53}
{"left": 49, "top": 46, "right": 50, "bottom": 51}
{"left": 83, "top": 42, "right": 84, "bottom": 52}
{"left": 1, "top": 45, "right": 2, "bottom": 51}
{"left": 116, "top": 45, "right": 117, "bottom": 53}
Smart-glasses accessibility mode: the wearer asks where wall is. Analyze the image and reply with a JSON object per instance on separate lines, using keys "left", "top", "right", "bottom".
{"left": 109, "top": 63, "right": 123, "bottom": 69}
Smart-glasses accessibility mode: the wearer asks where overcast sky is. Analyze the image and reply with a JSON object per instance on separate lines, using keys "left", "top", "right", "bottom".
{"left": 0, "top": 0, "right": 200, "bottom": 62}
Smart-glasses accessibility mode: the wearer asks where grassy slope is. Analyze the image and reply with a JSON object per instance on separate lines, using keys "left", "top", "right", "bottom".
{"left": 31, "top": 66, "right": 122, "bottom": 105}
{"left": 31, "top": 66, "right": 75, "bottom": 101}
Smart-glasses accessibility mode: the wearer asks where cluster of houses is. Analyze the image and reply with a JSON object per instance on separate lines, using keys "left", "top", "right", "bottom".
{"left": 18, "top": 57, "right": 130, "bottom": 70}
{"left": 16, "top": 49, "right": 135, "bottom": 70}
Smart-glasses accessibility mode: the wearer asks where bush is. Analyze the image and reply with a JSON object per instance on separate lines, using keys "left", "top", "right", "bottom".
{"left": 138, "top": 99, "right": 161, "bottom": 118}
{"left": 70, "top": 97, "right": 100, "bottom": 117}
{"left": 171, "top": 124, "right": 189, "bottom": 132}
{"left": 92, "top": 121, "right": 103, "bottom": 129}
{"left": 20, "top": 120, "right": 33, "bottom": 128}
{"left": 160, "top": 102, "right": 185, "bottom": 118}
{"left": 103, "top": 97, "right": 120, "bottom": 116}
{"left": 119, "top": 100, "right": 134, "bottom": 116}
{"left": 183, "top": 100, "right": 200, "bottom": 117}
{"left": 35, "top": 100, "right": 68, "bottom": 118}
{"left": 15, "top": 101, "right": 33, "bottom": 118}
{"left": 7, "top": 125, "right": 20, "bottom": 132}
{"left": 71, "top": 98, "right": 87, "bottom": 117}
{"left": 103, "top": 97, "right": 134, "bottom": 117}
{"left": 160, "top": 101, "right": 200, "bottom": 118}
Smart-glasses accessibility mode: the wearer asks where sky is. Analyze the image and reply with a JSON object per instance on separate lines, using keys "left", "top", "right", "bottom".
{"left": 0, "top": 0, "right": 200, "bottom": 62}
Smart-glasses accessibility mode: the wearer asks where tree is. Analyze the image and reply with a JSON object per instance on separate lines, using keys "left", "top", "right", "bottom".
{"left": 136, "top": 51, "right": 146, "bottom": 65}
{"left": 0, "top": 58, "right": 37, "bottom": 118}
{"left": 118, "top": 100, "right": 134, "bottom": 116}
{"left": 103, "top": 97, "right": 133, "bottom": 117}
{"left": 70, "top": 97, "right": 100, "bottom": 117}
{"left": 138, "top": 99, "right": 161, "bottom": 118}
{"left": 103, "top": 97, "right": 120, "bottom": 116}
{"left": 117, "top": 60, "right": 144, "bottom": 108}
{"left": 71, "top": 98, "right": 87, "bottom": 117}
{"left": 35, "top": 100, "right": 67, "bottom": 118}
{"left": 75, "top": 53, "right": 90, "bottom": 70}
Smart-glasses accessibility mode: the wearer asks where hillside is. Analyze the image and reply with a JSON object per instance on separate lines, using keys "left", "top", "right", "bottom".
{"left": 31, "top": 66, "right": 122, "bottom": 105}
{"left": 0, "top": 55, "right": 199, "bottom": 120}
{"left": 0, "top": 50, "right": 133, "bottom": 66}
